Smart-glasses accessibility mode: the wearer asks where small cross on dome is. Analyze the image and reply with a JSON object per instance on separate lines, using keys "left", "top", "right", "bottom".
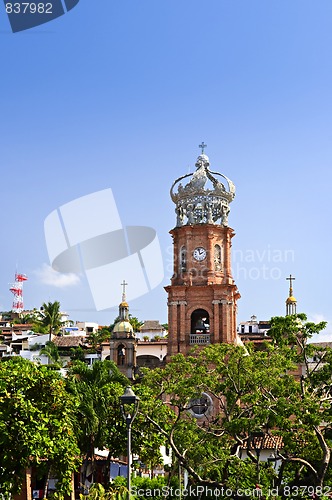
{"left": 121, "top": 280, "right": 128, "bottom": 302}
{"left": 286, "top": 274, "right": 295, "bottom": 293}
{"left": 199, "top": 142, "right": 207, "bottom": 154}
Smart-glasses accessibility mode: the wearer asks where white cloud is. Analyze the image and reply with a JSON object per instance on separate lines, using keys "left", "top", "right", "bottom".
{"left": 307, "top": 313, "right": 332, "bottom": 343}
{"left": 35, "top": 264, "right": 80, "bottom": 288}
{"left": 308, "top": 313, "right": 329, "bottom": 324}
{"left": 310, "top": 332, "right": 332, "bottom": 344}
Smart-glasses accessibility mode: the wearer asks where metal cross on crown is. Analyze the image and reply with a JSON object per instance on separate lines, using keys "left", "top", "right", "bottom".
{"left": 199, "top": 142, "right": 207, "bottom": 154}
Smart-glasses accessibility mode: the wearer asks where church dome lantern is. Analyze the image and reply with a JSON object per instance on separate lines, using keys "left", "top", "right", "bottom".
{"left": 285, "top": 274, "right": 297, "bottom": 315}
{"left": 111, "top": 280, "right": 135, "bottom": 339}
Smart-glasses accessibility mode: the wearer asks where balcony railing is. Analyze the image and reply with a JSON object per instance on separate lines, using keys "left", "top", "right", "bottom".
{"left": 190, "top": 333, "right": 211, "bottom": 345}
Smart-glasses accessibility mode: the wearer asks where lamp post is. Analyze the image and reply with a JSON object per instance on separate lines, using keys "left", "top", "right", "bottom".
{"left": 249, "top": 431, "right": 265, "bottom": 484}
{"left": 267, "top": 453, "right": 277, "bottom": 488}
{"left": 120, "top": 386, "right": 140, "bottom": 500}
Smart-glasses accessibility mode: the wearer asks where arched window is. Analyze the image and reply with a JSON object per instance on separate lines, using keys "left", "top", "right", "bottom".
{"left": 136, "top": 355, "right": 162, "bottom": 369}
{"left": 191, "top": 309, "right": 210, "bottom": 334}
{"left": 117, "top": 344, "right": 126, "bottom": 366}
{"left": 179, "top": 246, "right": 187, "bottom": 273}
{"left": 214, "top": 244, "right": 222, "bottom": 271}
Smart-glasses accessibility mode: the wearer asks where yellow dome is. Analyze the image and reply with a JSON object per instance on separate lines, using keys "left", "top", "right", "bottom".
{"left": 113, "top": 320, "right": 133, "bottom": 334}
{"left": 120, "top": 301, "right": 129, "bottom": 307}
{"left": 286, "top": 296, "right": 297, "bottom": 304}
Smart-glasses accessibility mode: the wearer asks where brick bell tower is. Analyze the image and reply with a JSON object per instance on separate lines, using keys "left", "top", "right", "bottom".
{"left": 165, "top": 145, "right": 241, "bottom": 359}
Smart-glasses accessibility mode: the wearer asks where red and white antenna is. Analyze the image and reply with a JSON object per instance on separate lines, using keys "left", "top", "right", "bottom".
{"left": 9, "top": 272, "right": 28, "bottom": 313}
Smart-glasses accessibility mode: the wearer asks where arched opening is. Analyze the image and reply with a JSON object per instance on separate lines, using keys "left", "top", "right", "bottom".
{"left": 136, "top": 355, "right": 163, "bottom": 369}
{"left": 214, "top": 244, "right": 222, "bottom": 271}
{"left": 191, "top": 309, "right": 210, "bottom": 334}
{"left": 117, "top": 344, "right": 126, "bottom": 366}
{"left": 179, "top": 246, "right": 187, "bottom": 273}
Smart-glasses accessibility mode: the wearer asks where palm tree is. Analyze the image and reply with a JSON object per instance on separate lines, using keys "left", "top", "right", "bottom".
{"left": 88, "top": 328, "right": 110, "bottom": 351}
{"left": 128, "top": 315, "right": 143, "bottom": 333}
{"left": 79, "top": 483, "right": 127, "bottom": 500}
{"left": 66, "top": 360, "right": 128, "bottom": 489}
{"left": 33, "top": 301, "right": 64, "bottom": 339}
{"left": 109, "top": 315, "right": 143, "bottom": 333}
{"left": 40, "top": 340, "right": 62, "bottom": 366}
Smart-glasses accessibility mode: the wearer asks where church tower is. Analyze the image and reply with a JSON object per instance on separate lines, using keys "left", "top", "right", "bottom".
{"left": 165, "top": 146, "right": 241, "bottom": 359}
{"left": 110, "top": 281, "right": 137, "bottom": 379}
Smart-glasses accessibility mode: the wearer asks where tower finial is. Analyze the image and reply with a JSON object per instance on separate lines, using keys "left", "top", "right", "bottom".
{"left": 286, "top": 274, "right": 297, "bottom": 315}
{"left": 286, "top": 274, "right": 295, "bottom": 296}
{"left": 121, "top": 280, "right": 128, "bottom": 303}
{"left": 199, "top": 142, "right": 207, "bottom": 154}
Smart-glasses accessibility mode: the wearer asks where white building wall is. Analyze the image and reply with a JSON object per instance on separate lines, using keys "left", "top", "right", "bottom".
{"left": 76, "top": 322, "right": 99, "bottom": 334}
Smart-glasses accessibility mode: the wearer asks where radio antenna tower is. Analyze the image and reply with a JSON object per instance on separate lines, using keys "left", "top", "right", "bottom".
{"left": 9, "top": 272, "right": 28, "bottom": 313}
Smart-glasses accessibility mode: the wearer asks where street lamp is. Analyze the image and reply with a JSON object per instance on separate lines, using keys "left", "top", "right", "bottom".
{"left": 267, "top": 450, "right": 280, "bottom": 488}
{"left": 120, "top": 386, "right": 140, "bottom": 500}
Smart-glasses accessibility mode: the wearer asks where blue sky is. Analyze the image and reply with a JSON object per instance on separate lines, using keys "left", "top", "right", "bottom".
{"left": 0, "top": 0, "right": 331, "bottom": 340}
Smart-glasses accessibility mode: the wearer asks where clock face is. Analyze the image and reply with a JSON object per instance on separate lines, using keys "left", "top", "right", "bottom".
{"left": 193, "top": 247, "right": 207, "bottom": 261}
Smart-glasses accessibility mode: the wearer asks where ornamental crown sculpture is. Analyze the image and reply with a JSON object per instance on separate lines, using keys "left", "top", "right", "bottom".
{"left": 170, "top": 152, "right": 235, "bottom": 227}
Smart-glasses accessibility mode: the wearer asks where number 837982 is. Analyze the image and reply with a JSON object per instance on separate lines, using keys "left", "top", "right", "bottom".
{"left": 5, "top": 3, "right": 53, "bottom": 14}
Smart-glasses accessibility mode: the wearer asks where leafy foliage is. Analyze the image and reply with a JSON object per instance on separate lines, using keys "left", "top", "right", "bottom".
{"left": 32, "top": 301, "right": 64, "bottom": 336}
{"left": 87, "top": 328, "right": 111, "bottom": 350}
{"left": 79, "top": 482, "right": 127, "bottom": 500}
{"left": 70, "top": 345, "right": 86, "bottom": 361}
{"left": 65, "top": 360, "right": 129, "bottom": 488}
{"left": 12, "top": 309, "right": 41, "bottom": 325}
{"left": 40, "top": 340, "right": 62, "bottom": 366}
{"left": 0, "top": 357, "right": 80, "bottom": 497}
{"left": 0, "top": 313, "right": 330, "bottom": 498}
{"left": 109, "top": 315, "right": 143, "bottom": 333}
{"left": 130, "top": 383, "right": 169, "bottom": 468}
{"left": 141, "top": 315, "right": 331, "bottom": 496}
{"left": 128, "top": 315, "right": 143, "bottom": 333}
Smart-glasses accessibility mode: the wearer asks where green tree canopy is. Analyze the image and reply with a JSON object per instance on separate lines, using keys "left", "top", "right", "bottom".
{"left": 141, "top": 315, "right": 331, "bottom": 497}
{"left": 65, "top": 360, "right": 129, "bottom": 488}
{"left": 0, "top": 356, "right": 80, "bottom": 498}
{"left": 65, "top": 360, "right": 167, "bottom": 489}
{"left": 87, "top": 327, "right": 111, "bottom": 351}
